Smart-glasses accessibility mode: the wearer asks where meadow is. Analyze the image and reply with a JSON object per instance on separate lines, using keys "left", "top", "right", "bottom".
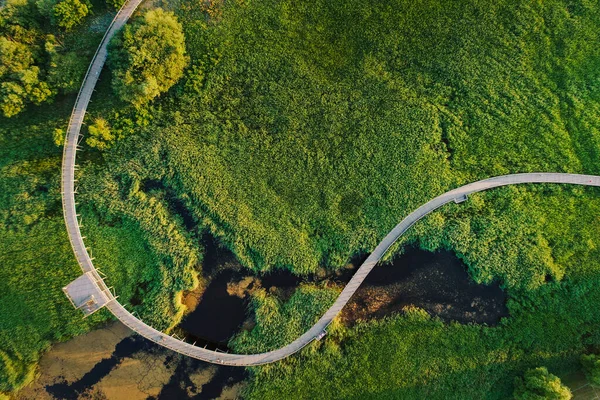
{"left": 1, "top": 0, "right": 600, "bottom": 397}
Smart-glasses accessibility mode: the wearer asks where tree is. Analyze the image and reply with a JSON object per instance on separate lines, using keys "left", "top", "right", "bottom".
{"left": 35, "top": 0, "right": 90, "bottom": 30}
{"left": 52, "top": 0, "right": 89, "bottom": 30}
{"left": 108, "top": 8, "right": 188, "bottom": 107}
{"left": 581, "top": 354, "right": 600, "bottom": 385}
{"left": 514, "top": 367, "right": 572, "bottom": 400}
{"left": 0, "top": 37, "right": 52, "bottom": 117}
{"left": 35, "top": 0, "right": 57, "bottom": 22}
{"left": 45, "top": 35, "right": 87, "bottom": 93}
{"left": 86, "top": 117, "right": 114, "bottom": 150}
{"left": 0, "top": 0, "right": 87, "bottom": 117}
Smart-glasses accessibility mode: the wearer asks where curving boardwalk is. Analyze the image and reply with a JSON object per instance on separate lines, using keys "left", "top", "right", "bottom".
{"left": 61, "top": 0, "right": 600, "bottom": 367}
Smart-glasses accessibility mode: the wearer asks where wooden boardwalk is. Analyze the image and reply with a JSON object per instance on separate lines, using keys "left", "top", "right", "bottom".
{"left": 61, "top": 0, "right": 600, "bottom": 366}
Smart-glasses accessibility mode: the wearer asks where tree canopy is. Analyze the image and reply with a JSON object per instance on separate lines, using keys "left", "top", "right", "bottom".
{"left": 0, "top": 0, "right": 91, "bottom": 117}
{"left": 52, "top": 0, "right": 90, "bottom": 30}
{"left": 108, "top": 8, "right": 188, "bottom": 107}
{"left": 86, "top": 117, "right": 114, "bottom": 150}
{"left": 581, "top": 354, "right": 600, "bottom": 386}
{"left": 0, "top": 2, "right": 53, "bottom": 118}
{"left": 514, "top": 367, "right": 572, "bottom": 400}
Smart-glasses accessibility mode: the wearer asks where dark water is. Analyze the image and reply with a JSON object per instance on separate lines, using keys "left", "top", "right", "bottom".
{"left": 179, "top": 269, "right": 303, "bottom": 350}
{"left": 343, "top": 247, "right": 509, "bottom": 325}
{"left": 179, "top": 270, "right": 247, "bottom": 348}
{"left": 178, "top": 232, "right": 307, "bottom": 350}
{"left": 258, "top": 269, "right": 303, "bottom": 289}
{"left": 180, "top": 244, "right": 509, "bottom": 348}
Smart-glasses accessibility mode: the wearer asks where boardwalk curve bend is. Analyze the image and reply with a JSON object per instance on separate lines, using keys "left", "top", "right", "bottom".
{"left": 61, "top": 0, "right": 600, "bottom": 366}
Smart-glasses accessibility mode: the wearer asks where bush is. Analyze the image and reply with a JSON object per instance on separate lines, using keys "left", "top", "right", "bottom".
{"left": 86, "top": 117, "right": 114, "bottom": 150}
{"left": 514, "top": 367, "right": 572, "bottom": 400}
{"left": 581, "top": 354, "right": 600, "bottom": 385}
{"left": 108, "top": 8, "right": 189, "bottom": 107}
{"left": 229, "top": 284, "right": 339, "bottom": 353}
{"left": 52, "top": 0, "right": 89, "bottom": 30}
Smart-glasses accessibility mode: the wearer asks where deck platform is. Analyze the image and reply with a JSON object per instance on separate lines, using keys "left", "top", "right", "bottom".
{"left": 63, "top": 272, "right": 113, "bottom": 317}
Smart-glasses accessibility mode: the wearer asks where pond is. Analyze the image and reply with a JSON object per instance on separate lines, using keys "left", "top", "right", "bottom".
{"left": 179, "top": 241, "right": 509, "bottom": 346}
{"left": 341, "top": 247, "right": 509, "bottom": 325}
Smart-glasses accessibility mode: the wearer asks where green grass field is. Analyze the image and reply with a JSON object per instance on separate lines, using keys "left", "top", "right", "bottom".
{"left": 1, "top": 0, "right": 600, "bottom": 397}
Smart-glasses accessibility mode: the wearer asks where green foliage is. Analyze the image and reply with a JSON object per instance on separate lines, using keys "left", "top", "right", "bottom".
{"left": 414, "top": 185, "right": 600, "bottom": 291}
{"left": 98, "top": 0, "right": 600, "bottom": 286}
{"left": 78, "top": 1, "right": 599, "bottom": 398}
{"left": 0, "top": 3, "right": 143, "bottom": 394}
{"left": 0, "top": 0, "right": 102, "bottom": 117}
{"left": 229, "top": 284, "right": 339, "bottom": 353}
{"left": 239, "top": 274, "right": 600, "bottom": 399}
{"left": 0, "top": 96, "right": 194, "bottom": 393}
{"left": 52, "top": 0, "right": 90, "bottom": 30}
{"left": 3, "top": 0, "right": 600, "bottom": 398}
{"left": 514, "top": 367, "right": 572, "bottom": 400}
{"left": 35, "top": 0, "right": 56, "bottom": 19}
{"left": 0, "top": 37, "right": 52, "bottom": 117}
{"left": 52, "top": 127, "right": 64, "bottom": 145}
{"left": 581, "top": 354, "right": 600, "bottom": 385}
{"left": 108, "top": 8, "right": 189, "bottom": 106}
{"left": 105, "top": 0, "right": 124, "bottom": 10}
{"left": 79, "top": 150, "right": 202, "bottom": 330}
{"left": 37, "top": 0, "right": 91, "bottom": 30}
{"left": 86, "top": 117, "right": 114, "bottom": 150}
{"left": 0, "top": 103, "right": 107, "bottom": 393}
{"left": 45, "top": 35, "right": 88, "bottom": 93}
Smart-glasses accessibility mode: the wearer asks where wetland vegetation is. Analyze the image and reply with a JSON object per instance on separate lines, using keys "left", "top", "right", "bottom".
{"left": 2, "top": 0, "right": 600, "bottom": 398}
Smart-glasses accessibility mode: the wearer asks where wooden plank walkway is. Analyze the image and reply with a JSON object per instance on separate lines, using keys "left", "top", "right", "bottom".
{"left": 60, "top": 0, "right": 600, "bottom": 367}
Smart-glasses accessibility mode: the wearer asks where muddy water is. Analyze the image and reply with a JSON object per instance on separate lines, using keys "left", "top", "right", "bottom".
{"left": 17, "top": 322, "right": 246, "bottom": 400}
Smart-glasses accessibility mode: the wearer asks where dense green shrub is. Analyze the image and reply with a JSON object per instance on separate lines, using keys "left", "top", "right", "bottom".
{"left": 37, "top": 0, "right": 91, "bottom": 29}
{"left": 581, "top": 354, "right": 600, "bottom": 385}
{"left": 86, "top": 117, "right": 114, "bottom": 150}
{"left": 105, "top": 0, "right": 125, "bottom": 9}
{"left": 45, "top": 35, "right": 89, "bottom": 93}
{"left": 52, "top": 0, "right": 90, "bottom": 30}
{"left": 108, "top": 9, "right": 189, "bottom": 106}
{"left": 514, "top": 367, "right": 572, "bottom": 400}
{"left": 0, "top": 101, "right": 107, "bottom": 394}
{"left": 0, "top": 37, "right": 52, "bottom": 117}
{"left": 230, "top": 285, "right": 339, "bottom": 353}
